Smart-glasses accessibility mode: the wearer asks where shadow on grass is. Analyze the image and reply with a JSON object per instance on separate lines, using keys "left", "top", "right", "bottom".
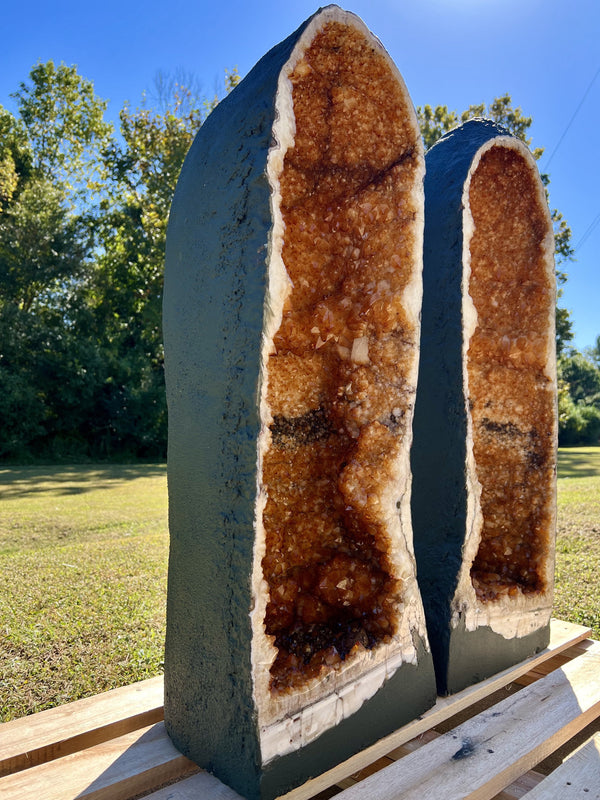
{"left": 0, "top": 464, "right": 166, "bottom": 499}
{"left": 558, "top": 447, "right": 600, "bottom": 480}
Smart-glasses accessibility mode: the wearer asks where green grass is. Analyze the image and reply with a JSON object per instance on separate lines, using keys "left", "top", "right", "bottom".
{"left": 0, "top": 465, "right": 168, "bottom": 721}
{"left": 554, "top": 447, "right": 600, "bottom": 639}
{"left": 0, "top": 449, "right": 599, "bottom": 722}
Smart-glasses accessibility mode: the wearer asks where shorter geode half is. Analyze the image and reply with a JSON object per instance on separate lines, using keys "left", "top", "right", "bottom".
{"left": 411, "top": 119, "right": 557, "bottom": 695}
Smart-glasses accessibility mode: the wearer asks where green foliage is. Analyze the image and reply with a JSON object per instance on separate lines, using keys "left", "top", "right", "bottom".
{"left": 0, "top": 106, "right": 34, "bottom": 208}
{"left": 417, "top": 104, "right": 459, "bottom": 151}
{"left": 416, "top": 93, "right": 537, "bottom": 151}
{"left": 85, "top": 78, "right": 209, "bottom": 457}
{"left": 561, "top": 352, "right": 600, "bottom": 405}
{"left": 0, "top": 177, "right": 90, "bottom": 311}
{"left": 0, "top": 149, "right": 18, "bottom": 212}
{"left": 558, "top": 352, "right": 600, "bottom": 445}
{"left": 0, "top": 63, "right": 242, "bottom": 461}
{"left": 559, "top": 393, "right": 600, "bottom": 446}
{"left": 556, "top": 307, "right": 574, "bottom": 355}
{"left": 0, "top": 82, "right": 100, "bottom": 459}
{"left": 584, "top": 335, "right": 600, "bottom": 369}
{"left": 11, "top": 61, "right": 113, "bottom": 205}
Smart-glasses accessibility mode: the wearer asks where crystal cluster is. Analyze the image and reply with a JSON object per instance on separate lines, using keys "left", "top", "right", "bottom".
{"left": 262, "top": 22, "right": 420, "bottom": 691}
{"left": 467, "top": 146, "right": 555, "bottom": 603}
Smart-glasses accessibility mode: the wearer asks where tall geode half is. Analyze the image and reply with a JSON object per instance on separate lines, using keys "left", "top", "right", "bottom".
{"left": 411, "top": 119, "right": 557, "bottom": 696}
{"left": 162, "top": 6, "right": 436, "bottom": 799}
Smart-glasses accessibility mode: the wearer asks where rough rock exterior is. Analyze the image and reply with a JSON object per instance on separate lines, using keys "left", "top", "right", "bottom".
{"left": 163, "top": 6, "right": 436, "bottom": 798}
{"left": 411, "top": 119, "right": 557, "bottom": 695}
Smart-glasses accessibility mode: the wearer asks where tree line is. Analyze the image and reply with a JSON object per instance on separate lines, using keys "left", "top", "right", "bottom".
{"left": 0, "top": 62, "right": 237, "bottom": 460}
{"left": 0, "top": 62, "right": 597, "bottom": 461}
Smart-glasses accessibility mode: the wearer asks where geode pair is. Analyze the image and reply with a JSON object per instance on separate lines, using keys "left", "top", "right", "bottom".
{"left": 162, "top": 6, "right": 556, "bottom": 799}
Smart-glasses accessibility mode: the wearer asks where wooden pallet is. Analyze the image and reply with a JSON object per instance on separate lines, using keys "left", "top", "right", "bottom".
{"left": 2, "top": 620, "right": 600, "bottom": 800}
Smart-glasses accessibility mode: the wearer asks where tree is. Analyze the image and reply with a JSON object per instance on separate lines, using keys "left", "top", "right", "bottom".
{"left": 0, "top": 107, "right": 34, "bottom": 208}
{"left": 0, "top": 177, "right": 90, "bottom": 312}
{"left": 85, "top": 69, "right": 240, "bottom": 457}
{"left": 558, "top": 351, "right": 600, "bottom": 445}
{"left": 417, "top": 93, "right": 538, "bottom": 152}
{"left": 81, "top": 79, "right": 207, "bottom": 456}
{"left": 1, "top": 66, "right": 584, "bottom": 458}
{"left": 560, "top": 352, "right": 600, "bottom": 407}
{"left": 0, "top": 63, "right": 240, "bottom": 461}
{"left": 416, "top": 94, "right": 574, "bottom": 354}
{"left": 584, "top": 335, "right": 600, "bottom": 369}
{"left": 11, "top": 61, "right": 113, "bottom": 207}
{"left": 0, "top": 64, "right": 108, "bottom": 460}
{"left": 417, "top": 104, "right": 459, "bottom": 151}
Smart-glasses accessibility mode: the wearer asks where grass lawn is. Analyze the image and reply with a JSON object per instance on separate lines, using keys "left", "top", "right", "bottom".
{"left": 0, "top": 465, "right": 168, "bottom": 721}
{"left": 554, "top": 446, "right": 600, "bottom": 637}
{"left": 1, "top": 448, "right": 599, "bottom": 722}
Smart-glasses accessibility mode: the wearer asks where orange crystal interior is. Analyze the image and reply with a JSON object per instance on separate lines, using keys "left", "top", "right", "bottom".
{"left": 467, "top": 146, "right": 555, "bottom": 603}
{"left": 262, "top": 22, "right": 421, "bottom": 692}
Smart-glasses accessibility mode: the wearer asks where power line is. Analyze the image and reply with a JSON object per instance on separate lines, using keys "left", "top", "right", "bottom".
{"left": 542, "top": 65, "right": 600, "bottom": 172}
{"left": 574, "top": 210, "right": 600, "bottom": 253}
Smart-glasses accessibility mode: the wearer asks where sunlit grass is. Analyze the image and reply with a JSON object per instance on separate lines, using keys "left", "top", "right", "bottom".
{"left": 0, "top": 465, "right": 168, "bottom": 721}
{"left": 0, "top": 449, "right": 598, "bottom": 721}
{"left": 554, "top": 447, "right": 600, "bottom": 638}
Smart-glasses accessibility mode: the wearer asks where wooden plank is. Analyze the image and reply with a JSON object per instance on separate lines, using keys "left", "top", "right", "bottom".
{"left": 151, "top": 621, "right": 589, "bottom": 800}
{"left": 343, "top": 727, "right": 546, "bottom": 800}
{"left": 0, "top": 721, "right": 197, "bottom": 800}
{"left": 0, "top": 676, "right": 163, "bottom": 777}
{"left": 386, "top": 730, "right": 545, "bottom": 800}
{"left": 514, "top": 639, "right": 597, "bottom": 687}
{"left": 278, "top": 619, "right": 591, "bottom": 800}
{"left": 521, "top": 733, "right": 600, "bottom": 799}
{"left": 490, "top": 770, "right": 545, "bottom": 800}
{"left": 145, "top": 771, "right": 246, "bottom": 799}
{"left": 0, "top": 621, "right": 593, "bottom": 800}
{"left": 157, "top": 731, "right": 582, "bottom": 800}
{"left": 333, "top": 639, "right": 600, "bottom": 800}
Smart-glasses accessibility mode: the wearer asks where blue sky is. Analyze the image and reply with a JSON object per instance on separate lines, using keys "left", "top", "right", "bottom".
{"left": 2, "top": 0, "right": 598, "bottom": 350}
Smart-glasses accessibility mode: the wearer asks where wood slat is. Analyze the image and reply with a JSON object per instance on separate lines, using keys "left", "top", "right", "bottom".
{"left": 278, "top": 619, "right": 591, "bottom": 800}
{"left": 0, "top": 676, "right": 163, "bottom": 777}
{"left": 490, "top": 770, "right": 545, "bottom": 800}
{"left": 336, "top": 728, "right": 547, "bottom": 800}
{"left": 514, "top": 639, "right": 598, "bottom": 687}
{"left": 333, "top": 640, "right": 600, "bottom": 800}
{"left": 521, "top": 733, "right": 600, "bottom": 799}
{"left": 379, "top": 729, "right": 546, "bottom": 800}
{"left": 146, "top": 620, "right": 589, "bottom": 800}
{"left": 0, "top": 721, "right": 197, "bottom": 800}
{"left": 0, "top": 621, "right": 595, "bottom": 800}
{"left": 145, "top": 771, "right": 247, "bottom": 799}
